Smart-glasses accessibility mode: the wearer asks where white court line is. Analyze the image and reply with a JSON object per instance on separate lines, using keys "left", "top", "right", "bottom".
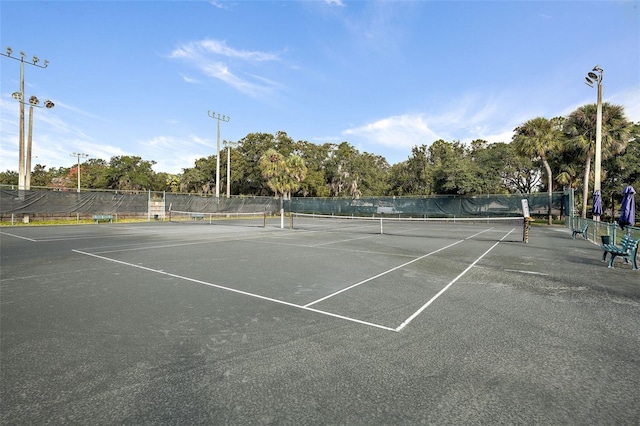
{"left": 0, "top": 231, "right": 37, "bottom": 242}
{"left": 1, "top": 230, "right": 167, "bottom": 243}
{"left": 395, "top": 228, "right": 516, "bottom": 332}
{"left": 465, "top": 228, "right": 495, "bottom": 239}
{"left": 504, "top": 269, "right": 549, "bottom": 276}
{"left": 254, "top": 239, "right": 419, "bottom": 259}
{"left": 71, "top": 249, "right": 397, "bottom": 332}
{"left": 310, "top": 234, "right": 378, "bottom": 247}
{"left": 304, "top": 240, "right": 465, "bottom": 308}
{"left": 79, "top": 232, "right": 282, "bottom": 255}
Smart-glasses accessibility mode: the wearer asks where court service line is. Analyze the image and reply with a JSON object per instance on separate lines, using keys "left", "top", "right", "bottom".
{"left": 465, "top": 228, "right": 495, "bottom": 239}
{"left": 304, "top": 239, "right": 465, "bottom": 308}
{"left": 395, "top": 228, "right": 516, "bottom": 332}
{"left": 71, "top": 249, "right": 397, "bottom": 332}
{"left": 310, "top": 233, "right": 378, "bottom": 247}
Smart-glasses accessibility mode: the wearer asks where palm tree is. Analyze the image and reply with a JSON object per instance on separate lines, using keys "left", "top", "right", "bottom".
{"left": 283, "top": 154, "right": 307, "bottom": 199}
{"left": 564, "top": 103, "right": 631, "bottom": 218}
{"left": 512, "top": 117, "right": 563, "bottom": 224}
{"left": 259, "top": 149, "right": 308, "bottom": 199}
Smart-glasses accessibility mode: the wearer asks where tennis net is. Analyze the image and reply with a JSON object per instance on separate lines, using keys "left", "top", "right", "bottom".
{"left": 168, "top": 210, "right": 269, "bottom": 228}
{"left": 289, "top": 213, "right": 528, "bottom": 241}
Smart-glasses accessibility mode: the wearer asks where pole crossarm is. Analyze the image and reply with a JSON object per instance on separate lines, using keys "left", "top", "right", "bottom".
{"left": 0, "top": 47, "right": 50, "bottom": 68}
{"left": 12, "top": 93, "right": 55, "bottom": 109}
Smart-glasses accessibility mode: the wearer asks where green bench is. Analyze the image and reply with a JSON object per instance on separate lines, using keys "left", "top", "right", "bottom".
{"left": 93, "top": 214, "right": 113, "bottom": 223}
{"left": 572, "top": 222, "right": 588, "bottom": 239}
{"left": 191, "top": 213, "right": 205, "bottom": 220}
{"left": 601, "top": 234, "right": 639, "bottom": 270}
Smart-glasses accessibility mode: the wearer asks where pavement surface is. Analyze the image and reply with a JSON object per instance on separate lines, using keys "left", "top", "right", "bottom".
{"left": 1, "top": 221, "right": 639, "bottom": 425}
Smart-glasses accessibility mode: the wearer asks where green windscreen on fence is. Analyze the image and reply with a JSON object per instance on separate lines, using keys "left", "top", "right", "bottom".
{"left": 0, "top": 188, "right": 279, "bottom": 218}
{"left": 287, "top": 193, "right": 568, "bottom": 218}
{"left": 1, "top": 187, "right": 569, "bottom": 222}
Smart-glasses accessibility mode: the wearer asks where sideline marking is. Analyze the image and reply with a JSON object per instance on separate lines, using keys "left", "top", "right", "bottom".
{"left": 395, "top": 228, "right": 516, "bottom": 332}
{"left": 72, "top": 249, "right": 397, "bottom": 332}
{"left": 0, "top": 231, "right": 37, "bottom": 242}
{"left": 304, "top": 239, "right": 465, "bottom": 308}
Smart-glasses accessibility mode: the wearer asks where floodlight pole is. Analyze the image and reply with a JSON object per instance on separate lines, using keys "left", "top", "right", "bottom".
{"left": 223, "top": 141, "right": 238, "bottom": 198}
{"left": 22, "top": 96, "right": 55, "bottom": 190}
{"left": 0, "top": 47, "right": 49, "bottom": 193}
{"left": 585, "top": 66, "right": 603, "bottom": 221}
{"left": 207, "top": 111, "right": 230, "bottom": 198}
{"left": 71, "top": 152, "right": 89, "bottom": 193}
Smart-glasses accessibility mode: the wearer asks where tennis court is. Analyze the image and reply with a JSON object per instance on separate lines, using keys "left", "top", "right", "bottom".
{"left": 1, "top": 218, "right": 639, "bottom": 424}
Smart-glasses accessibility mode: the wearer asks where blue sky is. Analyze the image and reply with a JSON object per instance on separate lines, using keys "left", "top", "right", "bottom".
{"left": 1, "top": 1, "right": 639, "bottom": 175}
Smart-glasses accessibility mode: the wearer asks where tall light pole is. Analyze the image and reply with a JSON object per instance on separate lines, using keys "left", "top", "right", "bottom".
{"left": 22, "top": 95, "right": 54, "bottom": 189}
{"left": 207, "top": 110, "right": 230, "bottom": 198}
{"left": 71, "top": 152, "right": 89, "bottom": 193}
{"left": 223, "top": 141, "right": 238, "bottom": 198}
{"left": 585, "top": 65, "right": 603, "bottom": 221}
{"left": 11, "top": 93, "right": 55, "bottom": 187}
{"left": 1, "top": 47, "right": 49, "bottom": 192}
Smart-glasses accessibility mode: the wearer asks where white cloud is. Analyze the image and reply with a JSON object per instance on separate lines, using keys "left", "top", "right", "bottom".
{"left": 340, "top": 93, "right": 536, "bottom": 163}
{"left": 209, "top": 1, "right": 228, "bottom": 10}
{"left": 138, "top": 135, "right": 216, "bottom": 174}
{"left": 608, "top": 86, "right": 640, "bottom": 123}
{"left": 169, "top": 39, "right": 282, "bottom": 98}
{"left": 180, "top": 74, "right": 200, "bottom": 84}
{"left": 343, "top": 114, "right": 441, "bottom": 150}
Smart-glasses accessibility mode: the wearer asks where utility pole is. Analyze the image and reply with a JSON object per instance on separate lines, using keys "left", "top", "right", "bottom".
{"left": 207, "top": 111, "right": 230, "bottom": 198}
{"left": 71, "top": 152, "right": 89, "bottom": 193}
{"left": 223, "top": 141, "right": 238, "bottom": 198}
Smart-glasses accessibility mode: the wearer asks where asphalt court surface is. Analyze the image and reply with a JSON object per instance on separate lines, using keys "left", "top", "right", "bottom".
{"left": 1, "top": 220, "right": 639, "bottom": 425}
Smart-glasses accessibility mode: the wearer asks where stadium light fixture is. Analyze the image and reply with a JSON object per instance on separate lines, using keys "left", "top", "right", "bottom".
{"left": 207, "top": 110, "right": 231, "bottom": 198}
{"left": 585, "top": 65, "right": 603, "bottom": 221}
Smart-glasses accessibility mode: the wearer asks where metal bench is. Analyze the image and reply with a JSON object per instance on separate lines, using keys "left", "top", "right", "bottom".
{"left": 191, "top": 213, "right": 205, "bottom": 220}
{"left": 601, "top": 235, "right": 639, "bottom": 270}
{"left": 572, "top": 222, "right": 588, "bottom": 239}
{"left": 93, "top": 214, "right": 113, "bottom": 223}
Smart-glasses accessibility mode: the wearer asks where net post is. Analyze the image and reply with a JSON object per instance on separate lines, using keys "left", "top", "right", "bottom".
{"left": 523, "top": 217, "right": 532, "bottom": 243}
{"left": 264, "top": 211, "right": 267, "bottom": 228}
{"left": 380, "top": 216, "right": 384, "bottom": 235}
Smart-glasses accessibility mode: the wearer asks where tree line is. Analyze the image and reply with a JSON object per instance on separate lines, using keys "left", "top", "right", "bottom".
{"left": 1, "top": 103, "right": 638, "bottom": 221}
